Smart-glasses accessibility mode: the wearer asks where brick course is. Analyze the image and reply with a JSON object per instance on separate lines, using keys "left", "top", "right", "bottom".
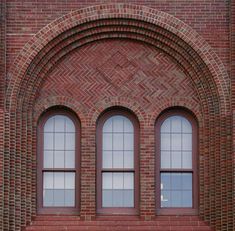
{"left": 0, "top": 2, "right": 233, "bottom": 231}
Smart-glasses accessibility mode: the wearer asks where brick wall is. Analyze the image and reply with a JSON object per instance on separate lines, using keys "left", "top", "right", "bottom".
{"left": 1, "top": 1, "right": 233, "bottom": 231}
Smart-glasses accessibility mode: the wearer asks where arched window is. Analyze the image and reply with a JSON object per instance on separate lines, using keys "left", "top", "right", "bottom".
{"left": 97, "top": 110, "right": 139, "bottom": 214}
{"left": 37, "top": 110, "right": 80, "bottom": 214}
{"left": 156, "top": 110, "right": 198, "bottom": 215}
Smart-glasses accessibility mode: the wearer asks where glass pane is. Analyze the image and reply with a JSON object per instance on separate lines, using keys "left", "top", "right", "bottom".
{"left": 171, "top": 151, "right": 182, "bottom": 168}
{"left": 103, "top": 173, "right": 112, "bottom": 189}
{"left": 113, "top": 190, "right": 123, "bottom": 207}
{"left": 161, "top": 118, "right": 170, "bottom": 133}
{"left": 44, "top": 172, "right": 54, "bottom": 189}
{"left": 182, "top": 151, "right": 192, "bottom": 168}
{"left": 161, "top": 190, "right": 171, "bottom": 207}
{"left": 54, "top": 115, "right": 65, "bottom": 132}
{"left": 44, "top": 117, "right": 54, "bottom": 132}
{"left": 113, "top": 173, "right": 123, "bottom": 189}
{"left": 44, "top": 133, "right": 54, "bottom": 150}
{"left": 55, "top": 133, "right": 64, "bottom": 150}
{"left": 161, "top": 173, "right": 171, "bottom": 190}
{"left": 124, "top": 151, "right": 133, "bottom": 168}
{"left": 54, "top": 151, "right": 64, "bottom": 168}
{"left": 171, "top": 173, "right": 182, "bottom": 190}
{"left": 182, "top": 134, "right": 192, "bottom": 151}
{"left": 65, "top": 151, "right": 75, "bottom": 168}
{"left": 123, "top": 190, "right": 134, "bottom": 207}
{"left": 43, "top": 189, "right": 54, "bottom": 206}
{"left": 103, "top": 118, "right": 112, "bottom": 133}
{"left": 124, "top": 118, "right": 133, "bottom": 132}
{"left": 182, "top": 173, "right": 192, "bottom": 190}
{"left": 161, "top": 134, "right": 170, "bottom": 151}
{"left": 113, "top": 151, "right": 123, "bottom": 168}
{"left": 65, "top": 133, "right": 75, "bottom": 150}
{"left": 113, "top": 134, "right": 123, "bottom": 150}
{"left": 161, "top": 151, "right": 171, "bottom": 169}
{"left": 171, "top": 134, "right": 181, "bottom": 151}
{"left": 124, "top": 133, "right": 133, "bottom": 150}
{"left": 65, "top": 189, "right": 75, "bottom": 206}
{"left": 171, "top": 191, "right": 181, "bottom": 207}
{"left": 65, "top": 173, "right": 75, "bottom": 189}
{"left": 103, "top": 133, "right": 112, "bottom": 150}
{"left": 102, "top": 190, "right": 112, "bottom": 207}
{"left": 102, "top": 151, "right": 113, "bottom": 168}
{"left": 65, "top": 117, "right": 75, "bottom": 132}
{"left": 113, "top": 116, "right": 124, "bottom": 132}
{"left": 124, "top": 173, "right": 134, "bottom": 189}
{"left": 54, "top": 189, "right": 65, "bottom": 206}
{"left": 44, "top": 151, "right": 54, "bottom": 168}
{"left": 182, "top": 118, "right": 192, "bottom": 133}
{"left": 54, "top": 172, "right": 64, "bottom": 189}
{"left": 171, "top": 116, "right": 182, "bottom": 133}
{"left": 182, "top": 191, "right": 192, "bottom": 207}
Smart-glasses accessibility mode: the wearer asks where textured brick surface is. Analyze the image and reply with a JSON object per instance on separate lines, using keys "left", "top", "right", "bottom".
{"left": 0, "top": 2, "right": 233, "bottom": 231}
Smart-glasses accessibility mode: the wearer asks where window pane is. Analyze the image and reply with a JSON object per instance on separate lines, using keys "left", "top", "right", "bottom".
{"left": 65, "top": 117, "right": 75, "bottom": 132}
{"left": 171, "top": 151, "right": 182, "bottom": 168}
{"left": 54, "top": 151, "right": 64, "bottom": 168}
{"left": 113, "top": 134, "right": 123, "bottom": 150}
{"left": 102, "top": 151, "right": 113, "bottom": 168}
{"left": 102, "top": 190, "right": 112, "bottom": 207}
{"left": 44, "top": 151, "right": 54, "bottom": 168}
{"left": 171, "top": 116, "right": 182, "bottom": 133}
{"left": 55, "top": 133, "right": 64, "bottom": 150}
{"left": 65, "top": 151, "right": 75, "bottom": 168}
{"left": 113, "top": 190, "right": 123, "bottom": 207}
{"left": 161, "top": 191, "right": 171, "bottom": 207}
{"left": 123, "top": 190, "right": 134, "bottom": 207}
{"left": 171, "top": 134, "right": 181, "bottom": 151}
{"left": 161, "top": 118, "right": 170, "bottom": 133}
{"left": 124, "top": 118, "right": 133, "bottom": 132}
{"left": 161, "top": 134, "right": 170, "bottom": 151}
{"left": 113, "top": 116, "right": 124, "bottom": 132}
{"left": 44, "top": 117, "right": 54, "bottom": 132}
{"left": 124, "top": 173, "right": 134, "bottom": 189}
{"left": 65, "top": 173, "right": 75, "bottom": 189}
{"left": 161, "top": 151, "right": 171, "bottom": 168}
{"left": 113, "top": 151, "right": 123, "bottom": 168}
{"left": 171, "top": 191, "right": 182, "bottom": 207}
{"left": 113, "top": 173, "right": 123, "bottom": 189}
{"left": 54, "top": 172, "right": 64, "bottom": 189}
{"left": 65, "top": 133, "right": 75, "bottom": 150}
{"left": 182, "top": 173, "right": 192, "bottom": 190}
{"left": 182, "top": 191, "right": 192, "bottom": 207}
{"left": 182, "top": 134, "right": 192, "bottom": 151}
{"left": 171, "top": 173, "right": 182, "bottom": 190}
{"left": 103, "top": 173, "right": 112, "bottom": 189}
{"left": 44, "top": 133, "right": 54, "bottom": 150}
{"left": 44, "top": 172, "right": 53, "bottom": 189}
{"left": 124, "top": 133, "right": 133, "bottom": 150}
{"left": 54, "top": 115, "right": 65, "bottom": 132}
{"left": 103, "top": 118, "right": 112, "bottom": 133}
{"left": 65, "top": 189, "right": 75, "bottom": 206}
{"left": 182, "top": 118, "right": 192, "bottom": 133}
{"left": 182, "top": 151, "right": 192, "bottom": 168}
{"left": 43, "top": 189, "right": 54, "bottom": 206}
{"left": 103, "top": 133, "right": 112, "bottom": 150}
{"left": 124, "top": 151, "right": 133, "bottom": 168}
{"left": 161, "top": 173, "right": 171, "bottom": 190}
{"left": 54, "top": 189, "right": 65, "bottom": 206}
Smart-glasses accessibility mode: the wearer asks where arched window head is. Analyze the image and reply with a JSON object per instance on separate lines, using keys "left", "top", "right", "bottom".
{"left": 97, "top": 109, "right": 139, "bottom": 215}
{"left": 156, "top": 110, "right": 198, "bottom": 215}
{"left": 37, "top": 110, "right": 80, "bottom": 214}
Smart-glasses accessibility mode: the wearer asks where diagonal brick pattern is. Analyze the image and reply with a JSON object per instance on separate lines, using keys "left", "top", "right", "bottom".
{"left": 38, "top": 40, "right": 198, "bottom": 114}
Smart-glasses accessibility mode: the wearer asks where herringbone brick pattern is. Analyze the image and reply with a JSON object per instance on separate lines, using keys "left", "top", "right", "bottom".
{"left": 38, "top": 40, "right": 198, "bottom": 114}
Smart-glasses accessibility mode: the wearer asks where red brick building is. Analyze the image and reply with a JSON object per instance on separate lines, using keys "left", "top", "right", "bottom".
{"left": 0, "top": 1, "right": 234, "bottom": 231}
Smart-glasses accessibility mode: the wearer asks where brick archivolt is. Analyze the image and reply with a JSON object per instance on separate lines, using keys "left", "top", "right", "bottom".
{"left": 2, "top": 4, "right": 232, "bottom": 231}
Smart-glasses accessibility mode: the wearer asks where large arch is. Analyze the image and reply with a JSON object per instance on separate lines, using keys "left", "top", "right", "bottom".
{"left": 3, "top": 4, "right": 232, "bottom": 231}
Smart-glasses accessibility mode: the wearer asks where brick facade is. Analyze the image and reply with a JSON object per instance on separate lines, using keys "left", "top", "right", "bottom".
{"left": 0, "top": 1, "right": 234, "bottom": 231}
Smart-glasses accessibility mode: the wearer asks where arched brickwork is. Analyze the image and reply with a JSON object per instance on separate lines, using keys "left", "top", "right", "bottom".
{"left": 3, "top": 4, "right": 232, "bottom": 231}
